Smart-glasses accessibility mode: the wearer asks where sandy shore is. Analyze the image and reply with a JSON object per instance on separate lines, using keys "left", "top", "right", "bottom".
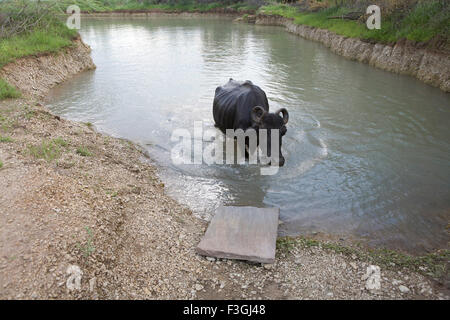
{"left": 0, "top": 39, "right": 448, "bottom": 300}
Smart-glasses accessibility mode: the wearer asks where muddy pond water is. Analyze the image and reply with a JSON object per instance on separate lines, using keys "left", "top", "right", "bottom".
{"left": 46, "top": 16, "right": 450, "bottom": 252}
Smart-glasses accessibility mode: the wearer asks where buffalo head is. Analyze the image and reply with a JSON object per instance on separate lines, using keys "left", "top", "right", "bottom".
{"left": 251, "top": 106, "right": 289, "bottom": 166}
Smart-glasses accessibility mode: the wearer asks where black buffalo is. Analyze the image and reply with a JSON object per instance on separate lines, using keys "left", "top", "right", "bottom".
{"left": 213, "top": 79, "right": 289, "bottom": 166}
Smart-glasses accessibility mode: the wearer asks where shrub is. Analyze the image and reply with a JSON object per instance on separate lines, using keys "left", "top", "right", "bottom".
{"left": 28, "top": 140, "right": 62, "bottom": 161}
{"left": 76, "top": 146, "right": 92, "bottom": 157}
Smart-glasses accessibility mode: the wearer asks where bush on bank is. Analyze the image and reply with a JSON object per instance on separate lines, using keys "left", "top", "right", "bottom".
{"left": 259, "top": 0, "right": 449, "bottom": 44}
{"left": 0, "top": 0, "right": 78, "bottom": 99}
{"left": 51, "top": 0, "right": 261, "bottom": 13}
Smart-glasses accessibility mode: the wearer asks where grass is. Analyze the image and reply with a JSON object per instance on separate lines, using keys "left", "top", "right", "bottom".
{"left": 55, "top": 0, "right": 257, "bottom": 13}
{"left": 0, "top": 79, "right": 21, "bottom": 100}
{"left": 55, "top": 0, "right": 110, "bottom": 12}
{"left": 23, "top": 107, "right": 35, "bottom": 120}
{"left": 0, "top": 135, "right": 13, "bottom": 143}
{"left": 0, "top": 114, "right": 17, "bottom": 132}
{"left": 0, "top": 24, "right": 77, "bottom": 69}
{"left": 0, "top": 1, "right": 78, "bottom": 100}
{"left": 259, "top": 1, "right": 449, "bottom": 43}
{"left": 28, "top": 140, "right": 63, "bottom": 162}
{"left": 277, "top": 236, "right": 449, "bottom": 280}
{"left": 76, "top": 146, "right": 92, "bottom": 157}
{"left": 394, "top": 0, "right": 450, "bottom": 42}
{"left": 0, "top": 160, "right": 3, "bottom": 168}
{"left": 276, "top": 236, "right": 297, "bottom": 254}
{"left": 123, "top": 1, "right": 257, "bottom": 13}
{"left": 77, "top": 226, "right": 95, "bottom": 258}
{"left": 53, "top": 137, "right": 68, "bottom": 147}
{"left": 106, "top": 190, "right": 118, "bottom": 197}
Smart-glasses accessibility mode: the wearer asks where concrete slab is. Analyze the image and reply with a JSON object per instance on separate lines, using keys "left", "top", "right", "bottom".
{"left": 196, "top": 206, "right": 280, "bottom": 264}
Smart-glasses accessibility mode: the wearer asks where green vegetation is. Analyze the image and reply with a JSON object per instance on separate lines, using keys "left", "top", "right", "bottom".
{"left": 76, "top": 146, "right": 92, "bottom": 156}
{"left": 0, "top": 0, "right": 78, "bottom": 100}
{"left": 0, "top": 24, "right": 77, "bottom": 69}
{"left": 27, "top": 139, "right": 63, "bottom": 161}
{"left": 23, "top": 106, "right": 35, "bottom": 120}
{"left": 259, "top": 1, "right": 449, "bottom": 43}
{"left": 0, "top": 79, "right": 21, "bottom": 100}
{"left": 53, "top": 137, "right": 69, "bottom": 147}
{"left": 106, "top": 189, "right": 118, "bottom": 197}
{"left": 277, "top": 236, "right": 449, "bottom": 280}
{"left": 276, "top": 236, "right": 297, "bottom": 253}
{"left": 0, "top": 135, "right": 13, "bottom": 143}
{"left": 0, "top": 1, "right": 78, "bottom": 68}
{"left": 0, "top": 113, "right": 17, "bottom": 132}
{"left": 77, "top": 226, "right": 95, "bottom": 258}
{"left": 26, "top": 137, "right": 68, "bottom": 161}
{"left": 0, "top": 160, "right": 3, "bottom": 168}
{"left": 53, "top": 0, "right": 258, "bottom": 13}
{"left": 394, "top": 0, "right": 449, "bottom": 42}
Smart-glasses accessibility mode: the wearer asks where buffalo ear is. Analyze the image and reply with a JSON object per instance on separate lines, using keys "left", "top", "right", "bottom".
{"left": 251, "top": 106, "right": 265, "bottom": 124}
{"left": 276, "top": 108, "right": 289, "bottom": 124}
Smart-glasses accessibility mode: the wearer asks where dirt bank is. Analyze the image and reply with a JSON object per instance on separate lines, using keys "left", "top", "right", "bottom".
{"left": 0, "top": 38, "right": 96, "bottom": 99}
{"left": 254, "top": 14, "right": 450, "bottom": 92}
{"left": 0, "top": 38, "right": 448, "bottom": 300}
